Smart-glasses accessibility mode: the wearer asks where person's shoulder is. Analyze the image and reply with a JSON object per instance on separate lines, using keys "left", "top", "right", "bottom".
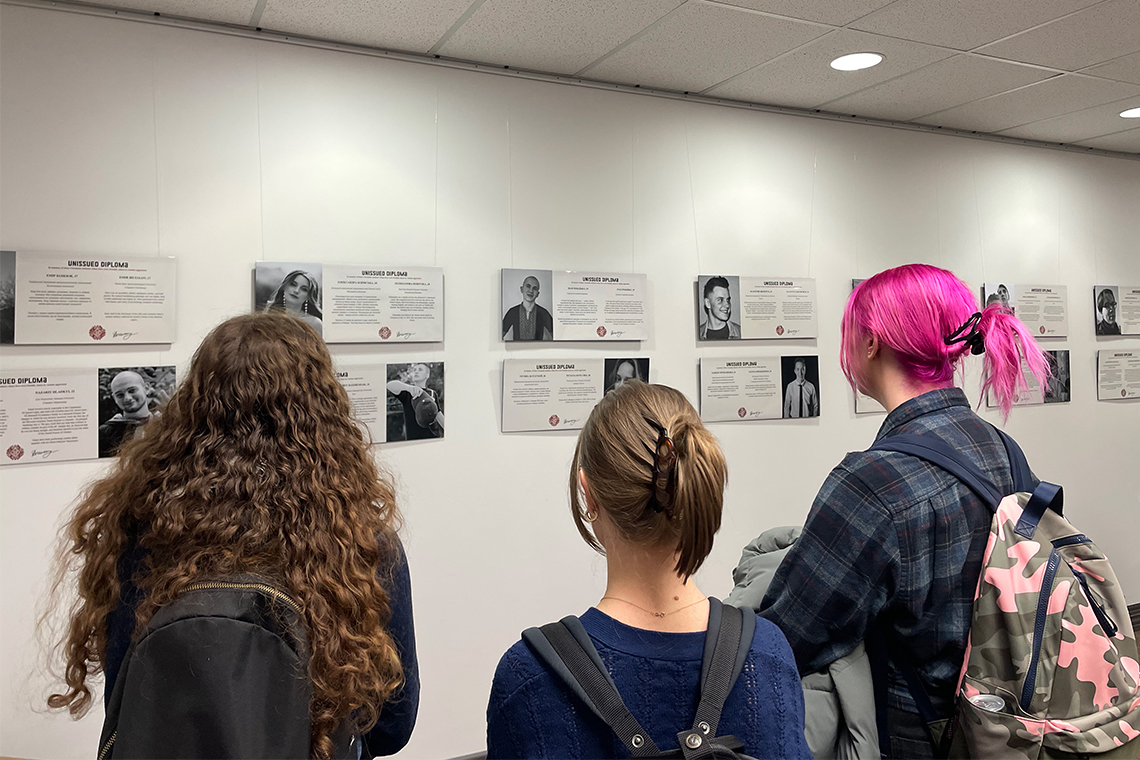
{"left": 489, "top": 637, "right": 551, "bottom": 710}
{"left": 734, "top": 609, "right": 800, "bottom": 679}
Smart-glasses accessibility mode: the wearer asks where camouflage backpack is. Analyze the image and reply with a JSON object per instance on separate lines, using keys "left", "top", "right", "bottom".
{"left": 871, "top": 432, "right": 1140, "bottom": 759}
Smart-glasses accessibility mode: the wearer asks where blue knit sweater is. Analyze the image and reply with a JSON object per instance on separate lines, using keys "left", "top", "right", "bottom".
{"left": 487, "top": 605, "right": 813, "bottom": 759}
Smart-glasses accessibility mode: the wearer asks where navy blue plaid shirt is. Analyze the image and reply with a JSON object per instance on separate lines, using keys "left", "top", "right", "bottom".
{"left": 759, "top": 388, "right": 1033, "bottom": 714}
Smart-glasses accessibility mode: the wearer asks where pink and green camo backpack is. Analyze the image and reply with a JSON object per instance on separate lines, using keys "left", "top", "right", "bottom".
{"left": 871, "top": 432, "right": 1140, "bottom": 759}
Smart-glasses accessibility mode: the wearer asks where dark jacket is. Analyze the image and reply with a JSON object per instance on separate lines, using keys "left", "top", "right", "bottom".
{"left": 759, "top": 388, "right": 1035, "bottom": 716}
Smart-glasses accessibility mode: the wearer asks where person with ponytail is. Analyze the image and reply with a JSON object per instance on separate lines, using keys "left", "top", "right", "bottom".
{"left": 754, "top": 263, "right": 1050, "bottom": 758}
{"left": 486, "top": 381, "right": 812, "bottom": 759}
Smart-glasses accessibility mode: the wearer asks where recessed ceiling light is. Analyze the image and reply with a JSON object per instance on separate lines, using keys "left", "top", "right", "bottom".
{"left": 1120, "top": 107, "right": 1140, "bottom": 118}
{"left": 830, "top": 52, "right": 884, "bottom": 72}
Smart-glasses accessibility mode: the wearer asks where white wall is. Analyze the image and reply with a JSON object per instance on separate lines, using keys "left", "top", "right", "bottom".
{"left": 1, "top": 6, "right": 1138, "bottom": 758}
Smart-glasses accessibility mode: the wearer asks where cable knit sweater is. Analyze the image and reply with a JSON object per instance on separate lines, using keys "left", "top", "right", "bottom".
{"left": 486, "top": 605, "right": 813, "bottom": 759}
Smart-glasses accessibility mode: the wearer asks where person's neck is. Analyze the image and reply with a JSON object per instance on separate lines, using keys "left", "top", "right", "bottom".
{"left": 866, "top": 348, "right": 949, "bottom": 414}
{"left": 123, "top": 408, "right": 151, "bottom": 421}
{"left": 596, "top": 543, "right": 707, "bottom": 633}
{"left": 706, "top": 312, "right": 726, "bottom": 330}
{"left": 521, "top": 300, "right": 536, "bottom": 314}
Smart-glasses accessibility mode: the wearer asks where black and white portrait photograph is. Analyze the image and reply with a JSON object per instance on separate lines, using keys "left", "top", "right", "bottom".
{"left": 1094, "top": 286, "right": 1121, "bottom": 336}
{"left": 1044, "top": 350, "right": 1071, "bottom": 404}
{"left": 385, "top": 362, "right": 444, "bottom": 441}
{"left": 0, "top": 250, "right": 15, "bottom": 345}
{"left": 254, "top": 262, "right": 324, "bottom": 338}
{"left": 781, "top": 355, "right": 820, "bottom": 419}
{"left": 603, "top": 358, "right": 650, "bottom": 395}
{"left": 984, "top": 283, "right": 1015, "bottom": 313}
{"left": 97, "top": 366, "right": 176, "bottom": 458}
{"left": 697, "top": 275, "right": 741, "bottom": 341}
{"left": 501, "top": 268, "right": 554, "bottom": 341}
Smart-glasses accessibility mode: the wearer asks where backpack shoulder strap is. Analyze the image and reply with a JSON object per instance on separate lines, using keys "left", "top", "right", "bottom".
{"left": 993, "top": 427, "right": 1033, "bottom": 493}
{"left": 868, "top": 433, "right": 1003, "bottom": 510}
{"left": 692, "top": 599, "right": 754, "bottom": 737}
{"left": 522, "top": 617, "right": 661, "bottom": 757}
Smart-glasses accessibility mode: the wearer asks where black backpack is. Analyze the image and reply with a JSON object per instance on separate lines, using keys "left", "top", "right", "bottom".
{"left": 522, "top": 598, "right": 758, "bottom": 759}
{"left": 98, "top": 575, "right": 358, "bottom": 759}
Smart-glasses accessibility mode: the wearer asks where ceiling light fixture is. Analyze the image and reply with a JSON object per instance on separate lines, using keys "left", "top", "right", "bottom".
{"left": 1120, "top": 107, "right": 1140, "bottom": 118}
{"left": 830, "top": 52, "right": 884, "bottom": 72}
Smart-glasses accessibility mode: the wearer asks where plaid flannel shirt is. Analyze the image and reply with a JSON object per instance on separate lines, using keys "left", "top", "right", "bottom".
{"left": 759, "top": 387, "right": 1032, "bottom": 714}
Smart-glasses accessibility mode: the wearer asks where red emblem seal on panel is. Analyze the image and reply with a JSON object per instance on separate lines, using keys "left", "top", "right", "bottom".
{"left": 775, "top": 325, "right": 785, "bottom": 336}
{"left": 1039, "top": 326, "right": 1046, "bottom": 335}
{"left": 597, "top": 326, "right": 607, "bottom": 337}
{"left": 379, "top": 327, "right": 391, "bottom": 339}
{"left": 6, "top": 445, "right": 24, "bottom": 461}
{"left": 549, "top": 415, "right": 560, "bottom": 426}
{"left": 89, "top": 325, "right": 106, "bottom": 340}
{"left": 738, "top": 407, "right": 747, "bottom": 418}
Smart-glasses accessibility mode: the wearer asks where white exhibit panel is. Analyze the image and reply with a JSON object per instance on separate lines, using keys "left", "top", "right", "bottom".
{"left": 336, "top": 362, "right": 449, "bottom": 443}
{"left": 500, "top": 268, "right": 648, "bottom": 341}
{"left": 696, "top": 276, "right": 818, "bottom": 340}
{"left": 502, "top": 358, "right": 651, "bottom": 432}
{"left": 5, "top": 252, "right": 176, "bottom": 345}
{"left": 0, "top": 365, "right": 176, "bottom": 465}
{"left": 985, "top": 350, "right": 1073, "bottom": 407}
{"left": 700, "top": 356, "right": 822, "bottom": 421}
{"left": 1097, "top": 351, "right": 1140, "bottom": 400}
{"left": 982, "top": 282, "right": 1069, "bottom": 337}
{"left": 254, "top": 262, "right": 445, "bottom": 343}
{"left": 1, "top": 6, "right": 1139, "bottom": 760}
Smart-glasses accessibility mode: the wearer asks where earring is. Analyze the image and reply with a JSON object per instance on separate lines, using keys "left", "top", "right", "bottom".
{"left": 303, "top": 301, "right": 309, "bottom": 314}
{"left": 583, "top": 509, "right": 598, "bottom": 523}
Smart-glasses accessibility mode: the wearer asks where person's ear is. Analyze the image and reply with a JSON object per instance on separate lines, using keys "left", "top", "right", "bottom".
{"left": 866, "top": 334, "right": 880, "bottom": 361}
{"left": 579, "top": 469, "right": 598, "bottom": 514}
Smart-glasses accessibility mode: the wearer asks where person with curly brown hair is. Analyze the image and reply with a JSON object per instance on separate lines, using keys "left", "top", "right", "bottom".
{"left": 46, "top": 311, "right": 417, "bottom": 758}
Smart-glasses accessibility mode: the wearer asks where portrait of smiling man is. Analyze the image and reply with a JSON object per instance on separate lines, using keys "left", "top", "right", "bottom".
{"left": 698, "top": 275, "right": 741, "bottom": 340}
{"left": 97, "top": 366, "right": 175, "bottom": 458}
{"left": 502, "top": 269, "right": 554, "bottom": 341}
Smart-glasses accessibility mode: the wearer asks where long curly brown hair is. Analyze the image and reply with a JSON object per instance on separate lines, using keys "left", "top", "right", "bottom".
{"left": 47, "top": 312, "right": 404, "bottom": 758}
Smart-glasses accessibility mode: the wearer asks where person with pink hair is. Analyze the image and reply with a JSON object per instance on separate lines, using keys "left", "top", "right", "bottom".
{"left": 747, "top": 264, "right": 1049, "bottom": 758}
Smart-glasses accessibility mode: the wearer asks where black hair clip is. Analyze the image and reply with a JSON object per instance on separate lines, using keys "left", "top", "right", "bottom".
{"left": 643, "top": 418, "right": 677, "bottom": 514}
{"left": 945, "top": 312, "right": 985, "bottom": 355}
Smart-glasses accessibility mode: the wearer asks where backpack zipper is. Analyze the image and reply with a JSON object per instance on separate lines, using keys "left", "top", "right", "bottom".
{"left": 98, "top": 731, "right": 116, "bottom": 760}
{"left": 182, "top": 581, "right": 301, "bottom": 614}
{"left": 1020, "top": 549, "right": 1061, "bottom": 711}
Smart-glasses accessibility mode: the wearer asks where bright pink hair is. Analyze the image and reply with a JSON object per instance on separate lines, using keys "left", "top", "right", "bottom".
{"left": 841, "top": 264, "right": 1050, "bottom": 419}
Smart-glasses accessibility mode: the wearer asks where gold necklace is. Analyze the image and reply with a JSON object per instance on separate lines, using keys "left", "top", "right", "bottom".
{"left": 599, "top": 595, "right": 708, "bottom": 619}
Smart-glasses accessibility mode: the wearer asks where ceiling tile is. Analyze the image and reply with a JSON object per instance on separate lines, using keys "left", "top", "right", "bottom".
{"left": 708, "top": 0, "right": 894, "bottom": 26}
{"left": 259, "top": 0, "right": 472, "bottom": 52}
{"left": 582, "top": 2, "right": 828, "bottom": 93}
{"left": 977, "top": 0, "right": 1140, "bottom": 71}
{"left": 705, "top": 29, "right": 953, "bottom": 107}
{"left": 438, "top": 0, "right": 681, "bottom": 75}
{"left": 996, "top": 97, "right": 1140, "bottom": 142}
{"left": 917, "top": 74, "right": 1140, "bottom": 133}
{"left": 820, "top": 54, "right": 1053, "bottom": 122}
{"left": 73, "top": 0, "right": 258, "bottom": 26}
{"left": 849, "top": 0, "right": 1099, "bottom": 51}
{"left": 1082, "top": 52, "right": 1140, "bottom": 85}
{"left": 1072, "top": 127, "right": 1140, "bottom": 153}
